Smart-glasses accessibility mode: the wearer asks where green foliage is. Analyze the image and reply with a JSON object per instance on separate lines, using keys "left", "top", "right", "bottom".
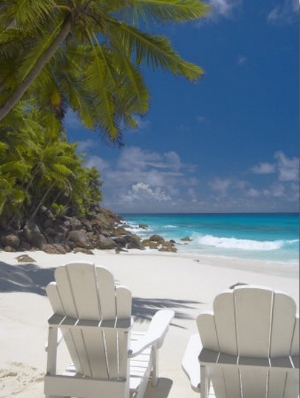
{"left": 0, "top": 0, "right": 209, "bottom": 140}
{"left": 0, "top": 0, "right": 209, "bottom": 227}
{"left": 0, "top": 103, "right": 103, "bottom": 228}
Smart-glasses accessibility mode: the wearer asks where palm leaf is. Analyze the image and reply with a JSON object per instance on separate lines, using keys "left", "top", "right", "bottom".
{"left": 113, "top": 23, "right": 203, "bottom": 81}
{"left": 16, "top": 17, "right": 65, "bottom": 82}
{"left": 0, "top": 0, "right": 57, "bottom": 28}
{"left": 116, "top": 0, "right": 210, "bottom": 25}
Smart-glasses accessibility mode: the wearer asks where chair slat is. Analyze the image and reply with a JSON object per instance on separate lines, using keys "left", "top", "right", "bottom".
{"left": 234, "top": 287, "right": 272, "bottom": 358}
{"left": 222, "top": 368, "right": 241, "bottom": 398}
{"left": 46, "top": 280, "right": 83, "bottom": 374}
{"left": 46, "top": 283, "right": 64, "bottom": 316}
{"left": 116, "top": 286, "right": 132, "bottom": 319}
{"left": 104, "top": 330, "right": 120, "bottom": 379}
{"left": 197, "top": 313, "right": 219, "bottom": 352}
{"left": 214, "top": 291, "right": 237, "bottom": 356}
{"left": 95, "top": 267, "right": 117, "bottom": 320}
{"left": 82, "top": 329, "right": 108, "bottom": 379}
{"left": 210, "top": 368, "right": 229, "bottom": 398}
{"left": 270, "top": 292, "right": 297, "bottom": 357}
{"left": 284, "top": 370, "right": 300, "bottom": 398}
{"left": 290, "top": 317, "right": 299, "bottom": 356}
{"left": 268, "top": 371, "right": 286, "bottom": 398}
{"left": 66, "top": 262, "right": 100, "bottom": 320}
{"left": 239, "top": 367, "right": 268, "bottom": 398}
{"left": 55, "top": 266, "right": 78, "bottom": 318}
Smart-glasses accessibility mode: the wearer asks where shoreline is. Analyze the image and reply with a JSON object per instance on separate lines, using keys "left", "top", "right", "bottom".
{"left": 0, "top": 249, "right": 299, "bottom": 397}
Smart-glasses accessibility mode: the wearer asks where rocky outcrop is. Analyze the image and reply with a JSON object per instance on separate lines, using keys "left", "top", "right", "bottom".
{"left": 0, "top": 206, "right": 178, "bottom": 254}
{"left": 142, "top": 234, "right": 177, "bottom": 252}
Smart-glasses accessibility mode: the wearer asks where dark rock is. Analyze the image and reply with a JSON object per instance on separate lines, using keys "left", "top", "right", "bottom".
{"left": 0, "top": 205, "right": 177, "bottom": 255}
{"left": 181, "top": 236, "right": 192, "bottom": 242}
{"left": 149, "top": 234, "right": 165, "bottom": 243}
{"left": 42, "top": 244, "right": 61, "bottom": 254}
{"left": 67, "top": 230, "right": 89, "bottom": 248}
{"left": 2, "top": 234, "right": 20, "bottom": 249}
{"left": 142, "top": 239, "right": 159, "bottom": 249}
{"left": 112, "top": 235, "right": 145, "bottom": 250}
{"left": 139, "top": 224, "right": 148, "bottom": 229}
{"left": 4, "top": 246, "right": 15, "bottom": 252}
{"left": 31, "top": 233, "right": 47, "bottom": 249}
{"left": 16, "top": 254, "right": 36, "bottom": 262}
{"left": 113, "top": 227, "right": 130, "bottom": 236}
{"left": 19, "top": 241, "right": 31, "bottom": 251}
{"left": 96, "top": 235, "right": 118, "bottom": 250}
{"left": 73, "top": 248, "right": 94, "bottom": 255}
{"left": 23, "top": 220, "right": 47, "bottom": 249}
{"left": 158, "top": 246, "right": 177, "bottom": 253}
{"left": 42, "top": 244, "right": 69, "bottom": 254}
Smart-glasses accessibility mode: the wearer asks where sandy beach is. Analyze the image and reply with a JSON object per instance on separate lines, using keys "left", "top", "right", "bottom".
{"left": 0, "top": 249, "right": 298, "bottom": 398}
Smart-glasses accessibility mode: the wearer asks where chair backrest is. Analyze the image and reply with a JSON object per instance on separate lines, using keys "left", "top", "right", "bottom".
{"left": 46, "top": 262, "right": 132, "bottom": 380}
{"left": 197, "top": 285, "right": 299, "bottom": 398}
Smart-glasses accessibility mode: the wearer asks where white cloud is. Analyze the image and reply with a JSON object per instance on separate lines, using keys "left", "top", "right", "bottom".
{"left": 197, "top": 115, "right": 208, "bottom": 124}
{"left": 64, "top": 109, "right": 84, "bottom": 129}
{"left": 237, "top": 56, "right": 247, "bottom": 66}
{"left": 207, "top": 0, "right": 242, "bottom": 19}
{"left": 126, "top": 116, "right": 151, "bottom": 133}
{"left": 124, "top": 182, "right": 171, "bottom": 203}
{"left": 267, "top": 0, "right": 298, "bottom": 25}
{"left": 209, "top": 178, "right": 231, "bottom": 196}
{"left": 76, "top": 139, "right": 98, "bottom": 153}
{"left": 247, "top": 188, "right": 260, "bottom": 198}
{"left": 85, "top": 146, "right": 298, "bottom": 213}
{"left": 275, "top": 151, "right": 299, "bottom": 182}
{"left": 251, "top": 162, "right": 276, "bottom": 174}
{"left": 117, "top": 147, "right": 184, "bottom": 172}
{"left": 117, "top": 146, "right": 152, "bottom": 170}
{"left": 86, "top": 155, "right": 109, "bottom": 171}
{"left": 163, "top": 151, "right": 182, "bottom": 171}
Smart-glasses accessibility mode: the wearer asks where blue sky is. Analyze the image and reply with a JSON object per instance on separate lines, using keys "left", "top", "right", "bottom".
{"left": 65, "top": 0, "right": 299, "bottom": 214}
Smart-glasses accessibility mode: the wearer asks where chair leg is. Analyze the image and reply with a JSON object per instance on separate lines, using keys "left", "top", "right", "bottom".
{"left": 201, "top": 365, "right": 208, "bottom": 398}
{"left": 151, "top": 346, "right": 159, "bottom": 387}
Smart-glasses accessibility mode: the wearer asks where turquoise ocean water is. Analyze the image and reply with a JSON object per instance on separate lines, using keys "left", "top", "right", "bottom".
{"left": 121, "top": 213, "right": 299, "bottom": 268}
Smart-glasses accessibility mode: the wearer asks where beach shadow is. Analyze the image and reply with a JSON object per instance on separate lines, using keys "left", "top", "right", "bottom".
{"left": 0, "top": 261, "right": 55, "bottom": 295}
{"left": 0, "top": 261, "right": 202, "bottom": 323}
{"left": 132, "top": 297, "right": 201, "bottom": 325}
{"left": 144, "top": 378, "right": 173, "bottom": 398}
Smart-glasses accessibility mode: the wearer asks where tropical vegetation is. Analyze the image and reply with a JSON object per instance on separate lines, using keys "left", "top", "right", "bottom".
{"left": 0, "top": 0, "right": 209, "bottom": 141}
{"left": 0, "top": 0, "right": 209, "bottom": 231}
{"left": 0, "top": 103, "right": 102, "bottom": 229}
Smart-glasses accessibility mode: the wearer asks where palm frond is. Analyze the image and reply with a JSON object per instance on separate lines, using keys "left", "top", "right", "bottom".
{"left": 0, "top": 0, "right": 57, "bottom": 28}
{"left": 16, "top": 18, "right": 65, "bottom": 82}
{"left": 116, "top": 0, "right": 209, "bottom": 25}
{"left": 113, "top": 24, "right": 204, "bottom": 81}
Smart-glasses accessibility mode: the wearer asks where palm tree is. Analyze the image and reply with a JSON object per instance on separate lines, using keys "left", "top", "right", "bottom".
{"left": 0, "top": 102, "right": 104, "bottom": 227}
{"left": 0, "top": 0, "right": 209, "bottom": 141}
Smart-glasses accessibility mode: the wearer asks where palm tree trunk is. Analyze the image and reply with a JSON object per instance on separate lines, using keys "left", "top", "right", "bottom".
{"left": 30, "top": 181, "right": 56, "bottom": 220}
{"left": 0, "top": 18, "right": 72, "bottom": 121}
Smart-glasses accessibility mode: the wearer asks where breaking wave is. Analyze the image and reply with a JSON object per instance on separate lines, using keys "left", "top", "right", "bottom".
{"left": 196, "top": 235, "right": 298, "bottom": 251}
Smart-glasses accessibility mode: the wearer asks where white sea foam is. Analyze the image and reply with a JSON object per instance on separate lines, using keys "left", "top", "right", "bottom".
{"left": 196, "top": 235, "right": 298, "bottom": 251}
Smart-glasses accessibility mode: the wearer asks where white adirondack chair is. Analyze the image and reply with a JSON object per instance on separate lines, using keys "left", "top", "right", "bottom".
{"left": 44, "top": 262, "right": 174, "bottom": 398}
{"left": 182, "top": 285, "right": 299, "bottom": 398}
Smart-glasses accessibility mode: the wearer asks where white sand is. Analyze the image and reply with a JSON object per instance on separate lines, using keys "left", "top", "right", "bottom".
{"left": 0, "top": 249, "right": 298, "bottom": 398}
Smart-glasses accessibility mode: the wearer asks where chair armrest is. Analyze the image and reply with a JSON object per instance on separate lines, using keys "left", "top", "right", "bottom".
{"left": 182, "top": 333, "right": 202, "bottom": 392}
{"left": 128, "top": 309, "right": 174, "bottom": 358}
